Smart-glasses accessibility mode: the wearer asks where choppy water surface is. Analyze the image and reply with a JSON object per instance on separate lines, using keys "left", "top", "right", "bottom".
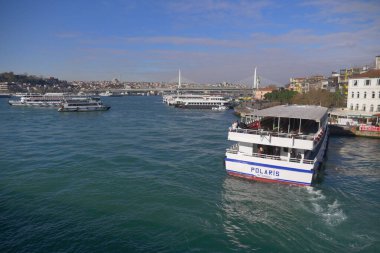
{"left": 0, "top": 96, "right": 379, "bottom": 252}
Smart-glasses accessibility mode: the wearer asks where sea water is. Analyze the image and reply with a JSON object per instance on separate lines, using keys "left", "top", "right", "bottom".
{"left": 0, "top": 96, "right": 379, "bottom": 252}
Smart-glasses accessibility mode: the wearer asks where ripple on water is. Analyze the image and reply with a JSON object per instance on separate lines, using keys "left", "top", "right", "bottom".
{"left": 1, "top": 97, "right": 379, "bottom": 253}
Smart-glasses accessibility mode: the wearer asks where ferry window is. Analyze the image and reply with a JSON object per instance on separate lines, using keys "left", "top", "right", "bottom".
{"left": 353, "top": 80, "right": 358, "bottom": 86}
{"left": 372, "top": 91, "right": 375, "bottom": 98}
{"left": 364, "top": 92, "right": 367, "bottom": 98}
{"left": 365, "top": 79, "right": 370, "bottom": 86}
{"left": 370, "top": 104, "right": 374, "bottom": 112}
{"left": 357, "top": 92, "right": 360, "bottom": 98}
{"left": 355, "top": 104, "right": 359, "bottom": 110}
{"left": 350, "top": 104, "right": 353, "bottom": 110}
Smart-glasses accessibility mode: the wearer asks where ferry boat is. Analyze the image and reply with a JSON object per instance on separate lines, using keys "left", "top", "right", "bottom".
{"left": 163, "top": 94, "right": 204, "bottom": 106}
{"left": 174, "top": 95, "right": 231, "bottom": 109}
{"left": 8, "top": 93, "right": 70, "bottom": 107}
{"left": 99, "top": 90, "right": 122, "bottom": 97}
{"left": 225, "top": 105, "right": 329, "bottom": 186}
{"left": 58, "top": 97, "right": 110, "bottom": 112}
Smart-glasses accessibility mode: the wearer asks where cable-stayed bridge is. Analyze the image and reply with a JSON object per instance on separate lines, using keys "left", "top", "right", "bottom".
{"left": 101, "top": 70, "right": 278, "bottom": 96}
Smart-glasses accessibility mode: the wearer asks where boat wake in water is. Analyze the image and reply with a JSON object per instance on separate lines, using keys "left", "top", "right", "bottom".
{"left": 306, "top": 187, "right": 347, "bottom": 226}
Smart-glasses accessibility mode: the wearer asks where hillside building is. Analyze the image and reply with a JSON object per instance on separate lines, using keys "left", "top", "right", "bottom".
{"left": 347, "top": 69, "right": 380, "bottom": 113}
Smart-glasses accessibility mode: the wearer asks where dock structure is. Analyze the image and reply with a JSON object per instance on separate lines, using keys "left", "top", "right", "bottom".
{"left": 329, "top": 124, "right": 380, "bottom": 138}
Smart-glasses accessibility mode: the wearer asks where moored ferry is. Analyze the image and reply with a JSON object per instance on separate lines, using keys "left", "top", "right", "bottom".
{"left": 58, "top": 97, "right": 110, "bottom": 112}
{"left": 163, "top": 94, "right": 204, "bottom": 106}
{"left": 225, "top": 105, "right": 329, "bottom": 186}
{"left": 9, "top": 93, "right": 71, "bottom": 107}
{"left": 174, "top": 95, "right": 231, "bottom": 109}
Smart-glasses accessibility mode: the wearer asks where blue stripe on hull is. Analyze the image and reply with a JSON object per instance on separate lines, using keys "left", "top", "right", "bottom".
{"left": 226, "top": 169, "right": 311, "bottom": 186}
{"left": 225, "top": 158, "right": 314, "bottom": 174}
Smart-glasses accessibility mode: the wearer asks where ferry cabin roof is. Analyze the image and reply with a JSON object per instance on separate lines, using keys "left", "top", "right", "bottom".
{"left": 249, "top": 105, "right": 328, "bottom": 122}
{"left": 244, "top": 105, "right": 327, "bottom": 133}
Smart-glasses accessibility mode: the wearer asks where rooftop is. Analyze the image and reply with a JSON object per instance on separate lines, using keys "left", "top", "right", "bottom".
{"left": 352, "top": 69, "right": 380, "bottom": 79}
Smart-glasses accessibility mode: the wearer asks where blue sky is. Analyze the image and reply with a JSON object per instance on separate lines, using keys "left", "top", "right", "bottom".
{"left": 0, "top": 0, "right": 379, "bottom": 85}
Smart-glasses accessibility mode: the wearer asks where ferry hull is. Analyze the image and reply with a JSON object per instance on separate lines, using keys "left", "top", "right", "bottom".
{"left": 225, "top": 157, "right": 314, "bottom": 186}
{"left": 58, "top": 106, "right": 110, "bottom": 112}
{"left": 226, "top": 170, "right": 311, "bottom": 186}
{"left": 174, "top": 104, "right": 229, "bottom": 109}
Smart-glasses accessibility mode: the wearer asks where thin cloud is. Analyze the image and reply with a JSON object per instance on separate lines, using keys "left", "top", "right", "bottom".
{"left": 124, "top": 36, "right": 247, "bottom": 48}
{"left": 300, "top": 0, "right": 380, "bottom": 26}
{"left": 55, "top": 32, "right": 82, "bottom": 38}
{"left": 167, "top": 0, "right": 273, "bottom": 20}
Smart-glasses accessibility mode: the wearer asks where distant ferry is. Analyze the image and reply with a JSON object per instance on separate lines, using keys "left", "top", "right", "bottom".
{"left": 174, "top": 95, "right": 231, "bottom": 109}
{"left": 58, "top": 97, "right": 110, "bottom": 112}
{"left": 99, "top": 90, "right": 122, "bottom": 97}
{"left": 225, "top": 105, "right": 329, "bottom": 186}
{"left": 163, "top": 94, "right": 204, "bottom": 106}
{"left": 162, "top": 69, "right": 231, "bottom": 109}
{"left": 0, "top": 93, "right": 11, "bottom": 98}
{"left": 8, "top": 93, "right": 70, "bottom": 107}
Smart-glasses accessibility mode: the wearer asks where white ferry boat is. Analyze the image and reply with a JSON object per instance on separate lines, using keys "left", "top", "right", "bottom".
{"left": 99, "top": 90, "right": 122, "bottom": 97}
{"left": 58, "top": 97, "right": 110, "bottom": 112}
{"left": 163, "top": 94, "right": 204, "bottom": 106}
{"left": 174, "top": 95, "right": 231, "bottom": 109}
{"left": 8, "top": 93, "right": 70, "bottom": 107}
{"left": 225, "top": 105, "right": 329, "bottom": 186}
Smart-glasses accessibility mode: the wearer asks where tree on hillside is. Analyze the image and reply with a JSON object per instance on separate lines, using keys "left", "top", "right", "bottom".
{"left": 264, "top": 90, "right": 298, "bottom": 104}
{"left": 291, "top": 89, "right": 346, "bottom": 107}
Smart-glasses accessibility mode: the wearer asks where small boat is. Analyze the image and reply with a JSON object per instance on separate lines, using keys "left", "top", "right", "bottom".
{"left": 225, "top": 105, "right": 329, "bottom": 186}
{"left": 99, "top": 90, "right": 122, "bottom": 97}
{"left": 58, "top": 97, "right": 110, "bottom": 112}
{"left": 212, "top": 105, "right": 228, "bottom": 111}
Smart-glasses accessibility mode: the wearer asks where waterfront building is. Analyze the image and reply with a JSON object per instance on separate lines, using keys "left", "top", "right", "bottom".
{"left": 288, "top": 78, "right": 305, "bottom": 93}
{"left": 253, "top": 87, "right": 276, "bottom": 100}
{"left": 0, "top": 82, "right": 11, "bottom": 97}
{"left": 289, "top": 76, "right": 329, "bottom": 93}
{"left": 347, "top": 69, "right": 380, "bottom": 113}
{"left": 338, "top": 67, "right": 368, "bottom": 96}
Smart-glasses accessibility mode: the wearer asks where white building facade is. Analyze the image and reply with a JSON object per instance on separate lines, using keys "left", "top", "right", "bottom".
{"left": 347, "top": 69, "right": 380, "bottom": 113}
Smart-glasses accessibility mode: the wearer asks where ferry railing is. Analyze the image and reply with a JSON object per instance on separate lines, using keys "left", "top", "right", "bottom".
{"left": 229, "top": 128, "right": 315, "bottom": 141}
{"left": 226, "top": 145, "right": 315, "bottom": 164}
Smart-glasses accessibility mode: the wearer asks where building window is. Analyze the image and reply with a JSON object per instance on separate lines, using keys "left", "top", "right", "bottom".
{"left": 362, "top": 104, "right": 366, "bottom": 111}
{"left": 364, "top": 92, "right": 367, "bottom": 98}
{"left": 357, "top": 92, "right": 360, "bottom": 98}
{"left": 370, "top": 104, "right": 374, "bottom": 112}
{"left": 378, "top": 105, "right": 380, "bottom": 112}
{"left": 373, "top": 91, "right": 375, "bottom": 98}
{"left": 355, "top": 104, "right": 359, "bottom": 110}
{"left": 353, "top": 80, "right": 358, "bottom": 86}
{"left": 365, "top": 79, "right": 370, "bottom": 86}
{"left": 352, "top": 92, "right": 354, "bottom": 98}
{"left": 350, "top": 104, "right": 353, "bottom": 110}
{"left": 378, "top": 79, "right": 380, "bottom": 85}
